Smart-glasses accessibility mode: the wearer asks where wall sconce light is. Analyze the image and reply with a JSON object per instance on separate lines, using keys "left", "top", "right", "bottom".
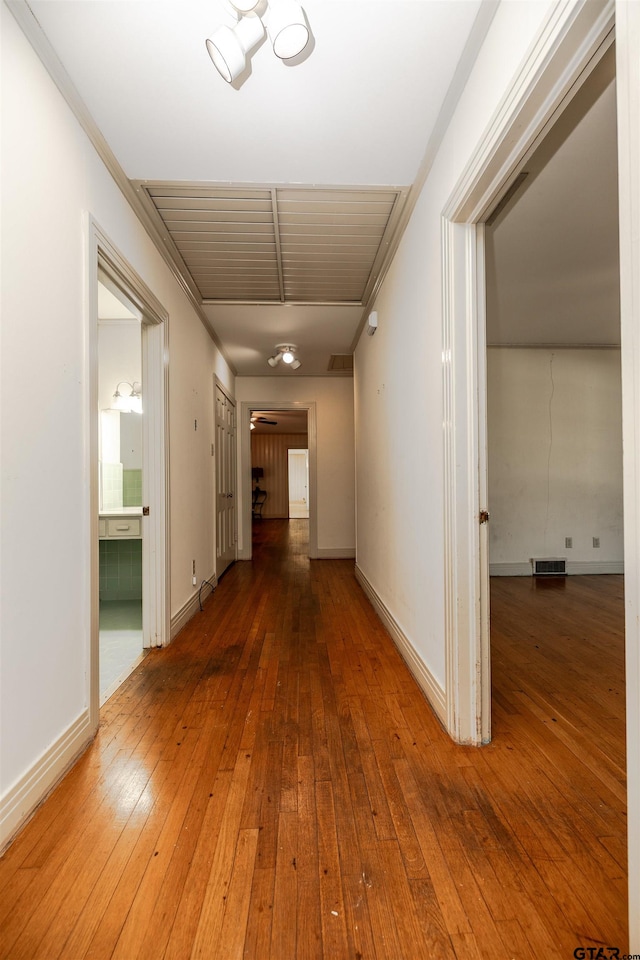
{"left": 206, "top": 0, "right": 310, "bottom": 84}
{"left": 267, "top": 344, "right": 301, "bottom": 369}
{"left": 112, "top": 381, "right": 142, "bottom": 414}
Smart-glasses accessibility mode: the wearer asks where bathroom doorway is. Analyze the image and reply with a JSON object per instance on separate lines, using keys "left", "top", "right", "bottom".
{"left": 90, "top": 223, "right": 169, "bottom": 724}
{"left": 97, "top": 284, "right": 145, "bottom": 703}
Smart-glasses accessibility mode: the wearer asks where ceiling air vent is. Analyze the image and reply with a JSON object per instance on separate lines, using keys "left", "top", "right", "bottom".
{"left": 531, "top": 557, "right": 567, "bottom": 576}
{"left": 328, "top": 354, "right": 354, "bottom": 373}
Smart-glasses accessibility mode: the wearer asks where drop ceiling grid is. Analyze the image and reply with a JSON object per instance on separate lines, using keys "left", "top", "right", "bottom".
{"left": 139, "top": 183, "right": 407, "bottom": 304}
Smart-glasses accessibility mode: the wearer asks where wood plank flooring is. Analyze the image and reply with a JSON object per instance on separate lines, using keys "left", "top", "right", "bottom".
{"left": 0, "top": 522, "right": 628, "bottom": 958}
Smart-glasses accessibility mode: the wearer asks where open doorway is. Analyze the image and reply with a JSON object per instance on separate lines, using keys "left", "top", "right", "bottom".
{"left": 241, "top": 402, "right": 317, "bottom": 558}
{"left": 97, "top": 281, "right": 145, "bottom": 703}
{"left": 288, "top": 448, "right": 309, "bottom": 518}
{"left": 90, "top": 222, "right": 169, "bottom": 726}
{"left": 485, "top": 43, "right": 622, "bottom": 725}
{"left": 250, "top": 408, "right": 309, "bottom": 532}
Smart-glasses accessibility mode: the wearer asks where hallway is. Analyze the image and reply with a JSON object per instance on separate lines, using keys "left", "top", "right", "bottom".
{"left": 0, "top": 523, "right": 627, "bottom": 958}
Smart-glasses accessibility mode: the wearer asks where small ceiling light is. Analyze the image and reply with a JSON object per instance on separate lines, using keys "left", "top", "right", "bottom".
{"left": 266, "top": 0, "right": 309, "bottom": 59}
{"left": 268, "top": 344, "right": 301, "bottom": 369}
{"left": 207, "top": 0, "right": 311, "bottom": 83}
{"left": 206, "top": 14, "right": 264, "bottom": 83}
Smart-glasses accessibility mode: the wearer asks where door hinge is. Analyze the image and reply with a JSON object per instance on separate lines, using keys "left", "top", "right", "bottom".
{"left": 479, "top": 509, "right": 490, "bottom": 524}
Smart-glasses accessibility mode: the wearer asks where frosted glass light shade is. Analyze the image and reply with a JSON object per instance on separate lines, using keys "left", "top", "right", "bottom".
{"left": 230, "top": 0, "right": 261, "bottom": 11}
{"left": 206, "top": 14, "right": 264, "bottom": 82}
{"left": 267, "top": 0, "right": 309, "bottom": 59}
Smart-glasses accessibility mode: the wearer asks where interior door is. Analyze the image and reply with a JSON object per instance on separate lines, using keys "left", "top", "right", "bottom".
{"left": 215, "top": 383, "right": 237, "bottom": 578}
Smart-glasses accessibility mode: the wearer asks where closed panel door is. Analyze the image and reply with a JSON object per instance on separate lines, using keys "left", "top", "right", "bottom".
{"left": 215, "top": 386, "right": 236, "bottom": 578}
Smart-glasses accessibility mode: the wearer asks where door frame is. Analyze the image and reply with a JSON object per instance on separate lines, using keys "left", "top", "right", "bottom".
{"left": 443, "top": 0, "right": 640, "bottom": 944}
{"left": 89, "top": 219, "right": 170, "bottom": 729}
{"left": 239, "top": 401, "right": 317, "bottom": 559}
{"left": 441, "top": 0, "right": 615, "bottom": 746}
{"left": 214, "top": 376, "right": 237, "bottom": 579}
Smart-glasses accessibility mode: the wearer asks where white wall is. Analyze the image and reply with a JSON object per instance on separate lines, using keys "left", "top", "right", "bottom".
{"left": 235, "top": 377, "right": 355, "bottom": 554}
{"left": 488, "top": 347, "right": 623, "bottom": 572}
{"left": 354, "top": 0, "right": 555, "bottom": 693}
{"left": 0, "top": 8, "right": 233, "bottom": 845}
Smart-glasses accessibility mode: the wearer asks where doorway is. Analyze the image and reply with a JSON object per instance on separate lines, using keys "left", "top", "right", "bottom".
{"left": 288, "top": 448, "right": 309, "bottom": 519}
{"left": 441, "top": 5, "right": 619, "bottom": 746}
{"left": 97, "top": 283, "right": 145, "bottom": 703}
{"left": 240, "top": 401, "right": 318, "bottom": 559}
{"left": 90, "top": 222, "right": 169, "bottom": 727}
{"left": 485, "top": 41, "right": 622, "bottom": 709}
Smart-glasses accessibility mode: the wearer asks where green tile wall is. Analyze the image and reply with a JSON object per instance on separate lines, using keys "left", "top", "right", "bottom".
{"left": 99, "top": 538, "right": 142, "bottom": 601}
{"left": 123, "top": 469, "right": 142, "bottom": 507}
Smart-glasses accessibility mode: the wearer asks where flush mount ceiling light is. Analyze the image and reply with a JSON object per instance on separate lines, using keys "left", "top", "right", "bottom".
{"left": 206, "top": 0, "right": 310, "bottom": 83}
{"left": 267, "top": 344, "right": 301, "bottom": 369}
{"left": 112, "top": 381, "right": 142, "bottom": 414}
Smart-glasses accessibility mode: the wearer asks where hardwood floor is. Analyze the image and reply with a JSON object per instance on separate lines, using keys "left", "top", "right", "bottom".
{"left": 0, "top": 523, "right": 628, "bottom": 958}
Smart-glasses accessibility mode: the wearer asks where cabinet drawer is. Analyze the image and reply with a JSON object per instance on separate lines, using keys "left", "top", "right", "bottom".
{"left": 106, "top": 518, "right": 141, "bottom": 538}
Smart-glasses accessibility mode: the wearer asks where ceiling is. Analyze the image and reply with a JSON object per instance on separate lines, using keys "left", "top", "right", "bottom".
{"left": 14, "top": 1, "right": 621, "bottom": 374}
{"left": 251, "top": 409, "right": 308, "bottom": 434}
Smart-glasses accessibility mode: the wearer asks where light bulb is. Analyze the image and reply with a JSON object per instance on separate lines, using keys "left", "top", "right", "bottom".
{"left": 282, "top": 350, "right": 294, "bottom": 364}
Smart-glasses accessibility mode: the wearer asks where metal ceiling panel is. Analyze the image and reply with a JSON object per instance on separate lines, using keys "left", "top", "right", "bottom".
{"left": 134, "top": 182, "right": 409, "bottom": 304}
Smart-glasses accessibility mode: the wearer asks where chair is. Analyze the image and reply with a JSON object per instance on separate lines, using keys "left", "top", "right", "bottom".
{"left": 252, "top": 487, "right": 267, "bottom": 519}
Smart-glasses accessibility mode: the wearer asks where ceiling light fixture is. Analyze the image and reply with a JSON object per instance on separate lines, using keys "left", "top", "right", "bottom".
{"left": 206, "top": 14, "right": 264, "bottom": 83}
{"left": 266, "top": 0, "right": 309, "bottom": 59}
{"left": 268, "top": 344, "right": 301, "bottom": 369}
{"left": 206, "top": 0, "right": 310, "bottom": 83}
{"left": 112, "top": 381, "right": 142, "bottom": 414}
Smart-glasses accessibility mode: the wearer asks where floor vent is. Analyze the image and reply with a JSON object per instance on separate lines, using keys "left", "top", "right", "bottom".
{"left": 531, "top": 557, "right": 567, "bottom": 576}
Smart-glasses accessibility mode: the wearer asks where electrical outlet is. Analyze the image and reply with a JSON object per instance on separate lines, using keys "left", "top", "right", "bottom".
{"left": 593, "top": 537, "right": 600, "bottom": 548}
{"left": 565, "top": 537, "right": 572, "bottom": 549}
{"left": 192, "top": 576, "right": 197, "bottom": 586}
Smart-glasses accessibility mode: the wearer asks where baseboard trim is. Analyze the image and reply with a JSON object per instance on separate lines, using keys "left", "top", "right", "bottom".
{"left": 170, "top": 574, "right": 217, "bottom": 640}
{"left": 489, "top": 562, "right": 533, "bottom": 577}
{"left": 567, "top": 560, "right": 624, "bottom": 575}
{"left": 0, "top": 709, "right": 94, "bottom": 853}
{"left": 490, "top": 560, "right": 625, "bottom": 576}
{"left": 315, "top": 548, "right": 356, "bottom": 559}
{"left": 354, "top": 564, "right": 447, "bottom": 728}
